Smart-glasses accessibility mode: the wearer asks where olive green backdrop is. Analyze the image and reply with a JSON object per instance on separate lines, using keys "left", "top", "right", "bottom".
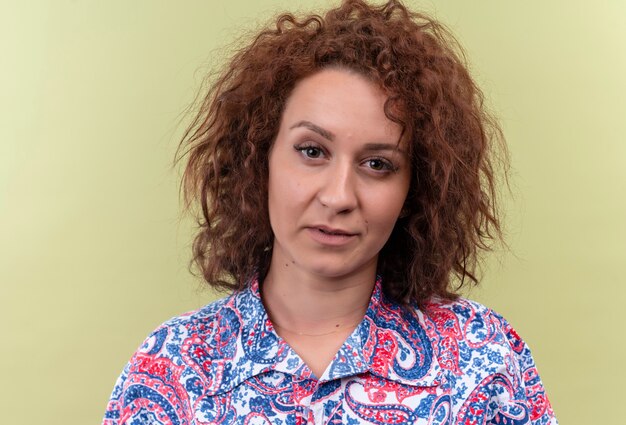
{"left": 2, "top": 1, "right": 624, "bottom": 423}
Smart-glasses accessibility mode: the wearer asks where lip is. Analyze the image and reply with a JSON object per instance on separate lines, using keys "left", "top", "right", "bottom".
{"left": 306, "top": 225, "right": 358, "bottom": 246}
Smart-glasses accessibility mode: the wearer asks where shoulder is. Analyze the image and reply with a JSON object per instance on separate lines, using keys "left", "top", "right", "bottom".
{"left": 419, "top": 296, "right": 531, "bottom": 377}
{"left": 417, "top": 297, "right": 557, "bottom": 424}
{"left": 116, "top": 293, "right": 237, "bottom": 376}
{"left": 159, "top": 293, "right": 234, "bottom": 332}
{"left": 421, "top": 297, "right": 518, "bottom": 353}
{"left": 103, "top": 293, "right": 244, "bottom": 424}
{"left": 134, "top": 292, "right": 241, "bottom": 363}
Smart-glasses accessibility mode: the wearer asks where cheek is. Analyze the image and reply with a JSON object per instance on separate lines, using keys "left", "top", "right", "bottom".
{"left": 267, "top": 179, "right": 284, "bottom": 224}
{"left": 268, "top": 170, "right": 308, "bottom": 224}
{"left": 365, "top": 187, "right": 408, "bottom": 235}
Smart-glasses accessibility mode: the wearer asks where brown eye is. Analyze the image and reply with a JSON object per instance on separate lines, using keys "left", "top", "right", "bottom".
{"left": 368, "top": 159, "right": 385, "bottom": 170}
{"left": 294, "top": 144, "right": 325, "bottom": 159}
{"left": 304, "top": 147, "right": 322, "bottom": 158}
{"left": 366, "top": 158, "right": 394, "bottom": 172}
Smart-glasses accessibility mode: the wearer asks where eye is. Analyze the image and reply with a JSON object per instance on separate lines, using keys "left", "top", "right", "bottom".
{"left": 365, "top": 158, "right": 395, "bottom": 172}
{"left": 294, "top": 144, "right": 325, "bottom": 159}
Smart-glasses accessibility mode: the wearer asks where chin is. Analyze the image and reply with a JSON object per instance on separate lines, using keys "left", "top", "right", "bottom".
{"left": 301, "top": 258, "right": 376, "bottom": 281}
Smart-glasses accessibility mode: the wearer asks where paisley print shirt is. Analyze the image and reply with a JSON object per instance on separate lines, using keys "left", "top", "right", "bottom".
{"left": 103, "top": 278, "right": 557, "bottom": 425}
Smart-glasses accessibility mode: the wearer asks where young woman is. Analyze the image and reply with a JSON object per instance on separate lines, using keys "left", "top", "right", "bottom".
{"left": 103, "top": 1, "right": 558, "bottom": 424}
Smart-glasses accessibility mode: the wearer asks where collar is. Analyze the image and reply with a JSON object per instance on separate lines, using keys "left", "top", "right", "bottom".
{"left": 200, "top": 277, "right": 441, "bottom": 395}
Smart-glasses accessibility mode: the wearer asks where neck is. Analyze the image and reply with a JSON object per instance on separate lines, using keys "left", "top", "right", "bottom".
{"left": 261, "top": 262, "right": 376, "bottom": 336}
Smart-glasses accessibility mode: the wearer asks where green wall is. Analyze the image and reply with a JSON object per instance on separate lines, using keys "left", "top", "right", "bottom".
{"left": 2, "top": 1, "right": 624, "bottom": 423}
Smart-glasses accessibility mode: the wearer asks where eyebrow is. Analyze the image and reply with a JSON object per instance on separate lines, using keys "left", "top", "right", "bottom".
{"left": 363, "top": 143, "right": 408, "bottom": 156}
{"left": 289, "top": 120, "right": 407, "bottom": 156}
{"left": 289, "top": 120, "right": 335, "bottom": 141}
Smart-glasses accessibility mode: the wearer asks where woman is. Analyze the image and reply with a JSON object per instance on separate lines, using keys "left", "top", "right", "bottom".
{"left": 103, "top": 1, "right": 557, "bottom": 424}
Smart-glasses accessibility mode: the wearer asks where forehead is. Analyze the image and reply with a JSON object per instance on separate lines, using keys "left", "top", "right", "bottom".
{"left": 284, "top": 68, "right": 386, "bottom": 113}
{"left": 279, "top": 68, "right": 404, "bottom": 145}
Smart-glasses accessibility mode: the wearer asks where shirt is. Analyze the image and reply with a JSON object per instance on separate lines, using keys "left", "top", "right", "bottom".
{"left": 103, "top": 277, "right": 557, "bottom": 424}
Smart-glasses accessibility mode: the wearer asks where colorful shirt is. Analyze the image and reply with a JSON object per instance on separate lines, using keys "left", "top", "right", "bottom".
{"left": 103, "top": 278, "right": 557, "bottom": 424}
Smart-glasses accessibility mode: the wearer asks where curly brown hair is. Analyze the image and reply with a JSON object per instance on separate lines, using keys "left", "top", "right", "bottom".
{"left": 176, "top": 0, "right": 507, "bottom": 307}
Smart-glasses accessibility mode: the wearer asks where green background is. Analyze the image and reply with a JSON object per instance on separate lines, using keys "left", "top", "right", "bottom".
{"left": 2, "top": 1, "right": 624, "bottom": 423}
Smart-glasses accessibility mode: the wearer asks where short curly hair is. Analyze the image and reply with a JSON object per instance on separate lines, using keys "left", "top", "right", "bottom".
{"left": 177, "top": 0, "right": 506, "bottom": 307}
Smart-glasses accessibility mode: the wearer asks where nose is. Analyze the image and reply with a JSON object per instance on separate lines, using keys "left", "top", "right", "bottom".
{"left": 317, "top": 161, "right": 358, "bottom": 214}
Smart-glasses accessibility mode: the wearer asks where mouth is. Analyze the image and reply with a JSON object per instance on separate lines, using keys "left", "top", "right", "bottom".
{"left": 306, "top": 225, "right": 358, "bottom": 246}
{"left": 312, "top": 226, "right": 357, "bottom": 237}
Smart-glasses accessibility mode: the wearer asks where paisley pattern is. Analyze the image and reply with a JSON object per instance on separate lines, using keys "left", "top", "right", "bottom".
{"left": 103, "top": 278, "right": 557, "bottom": 424}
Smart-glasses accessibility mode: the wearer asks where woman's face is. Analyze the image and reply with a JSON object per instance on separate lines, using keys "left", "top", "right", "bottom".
{"left": 267, "top": 68, "right": 411, "bottom": 281}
